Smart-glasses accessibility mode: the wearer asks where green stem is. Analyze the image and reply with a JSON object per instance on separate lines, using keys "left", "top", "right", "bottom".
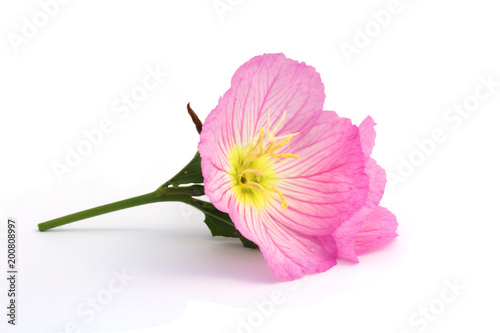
{"left": 37, "top": 185, "right": 204, "bottom": 231}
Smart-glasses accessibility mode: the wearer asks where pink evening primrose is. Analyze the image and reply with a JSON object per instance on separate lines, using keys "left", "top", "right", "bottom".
{"left": 198, "top": 53, "right": 397, "bottom": 280}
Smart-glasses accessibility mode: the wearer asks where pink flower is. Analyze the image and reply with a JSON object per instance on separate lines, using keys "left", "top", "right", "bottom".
{"left": 333, "top": 117, "right": 398, "bottom": 262}
{"left": 198, "top": 53, "right": 397, "bottom": 280}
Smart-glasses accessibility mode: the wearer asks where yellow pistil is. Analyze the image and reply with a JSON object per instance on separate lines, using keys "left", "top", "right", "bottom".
{"left": 228, "top": 109, "right": 299, "bottom": 211}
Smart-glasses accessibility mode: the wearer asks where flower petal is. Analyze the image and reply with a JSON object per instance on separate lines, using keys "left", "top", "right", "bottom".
{"left": 199, "top": 53, "right": 326, "bottom": 212}
{"left": 359, "top": 116, "right": 386, "bottom": 205}
{"left": 332, "top": 117, "right": 396, "bottom": 261}
{"left": 198, "top": 54, "right": 397, "bottom": 279}
{"left": 359, "top": 115, "right": 376, "bottom": 157}
{"left": 333, "top": 206, "right": 370, "bottom": 262}
{"left": 270, "top": 111, "right": 369, "bottom": 235}
{"left": 354, "top": 206, "right": 398, "bottom": 254}
{"left": 226, "top": 53, "right": 326, "bottom": 144}
{"left": 227, "top": 196, "right": 337, "bottom": 280}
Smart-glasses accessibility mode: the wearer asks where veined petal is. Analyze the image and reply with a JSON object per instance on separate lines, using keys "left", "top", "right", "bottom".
{"left": 358, "top": 116, "right": 386, "bottom": 205}
{"left": 199, "top": 53, "right": 325, "bottom": 164}
{"left": 333, "top": 118, "right": 397, "bottom": 262}
{"left": 364, "top": 158, "right": 386, "bottom": 206}
{"left": 274, "top": 111, "right": 364, "bottom": 178}
{"left": 227, "top": 197, "right": 337, "bottom": 280}
{"left": 333, "top": 159, "right": 387, "bottom": 262}
{"left": 198, "top": 54, "right": 397, "bottom": 280}
{"left": 354, "top": 206, "right": 398, "bottom": 254}
{"left": 198, "top": 110, "right": 232, "bottom": 212}
{"left": 359, "top": 116, "right": 376, "bottom": 157}
{"left": 271, "top": 111, "right": 369, "bottom": 235}
{"left": 333, "top": 206, "right": 370, "bottom": 262}
{"left": 227, "top": 53, "right": 325, "bottom": 144}
{"left": 199, "top": 53, "right": 326, "bottom": 214}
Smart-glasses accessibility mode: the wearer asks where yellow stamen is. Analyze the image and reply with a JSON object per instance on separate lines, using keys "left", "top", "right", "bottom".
{"left": 258, "top": 127, "right": 265, "bottom": 144}
{"left": 264, "top": 141, "right": 275, "bottom": 155}
{"left": 272, "top": 186, "right": 288, "bottom": 211}
{"left": 228, "top": 109, "right": 299, "bottom": 210}
{"left": 271, "top": 111, "right": 287, "bottom": 137}
{"left": 273, "top": 132, "right": 299, "bottom": 141}
{"left": 271, "top": 153, "right": 300, "bottom": 159}
{"left": 268, "top": 135, "right": 294, "bottom": 152}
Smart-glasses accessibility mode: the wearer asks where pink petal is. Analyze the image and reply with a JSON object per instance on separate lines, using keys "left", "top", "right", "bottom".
{"left": 359, "top": 116, "right": 376, "bottom": 157}
{"left": 228, "top": 53, "right": 326, "bottom": 142}
{"left": 334, "top": 205, "right": 398, "bottom": 262}
{"left": 199, "top": 53, "right": 326, "bottom": 212}
{"left": 363, "top": 158, "right": 386, "bottom": 207}
{"left": 354, "top": 206, "right": 398, "bottom": 254}
{"left": 227, "top": 197, "right": 337, "bottom": 280}
{"left": 222, "top": 111, "right": 369, "bottom": 278}
{"left": 198, "top": 54, "right": 397, "bottom": 279}
{"left": 333, "top": 117, "right": 397, "bottom": 261}
{"left": 332, "top": 206, "right": 370, "bottom": 262}
{"left": 271, "top": 111, "right": 369, "bottom": 235}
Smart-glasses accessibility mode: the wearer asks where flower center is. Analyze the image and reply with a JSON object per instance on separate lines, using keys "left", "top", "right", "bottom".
{"left": 228, "top": 111, "right": 299, "bottom": 211}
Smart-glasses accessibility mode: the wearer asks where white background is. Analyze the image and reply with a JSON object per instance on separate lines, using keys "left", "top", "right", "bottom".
{"left": 1, "top": 0, "right": 499, "bottom": 332}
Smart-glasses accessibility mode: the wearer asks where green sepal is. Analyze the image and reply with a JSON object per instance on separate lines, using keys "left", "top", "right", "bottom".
{"left": 162, "top": 152, "right": 204, "bottom": 188}
{"left": 190, "top": 199, "right": 259, "bottom": 249}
